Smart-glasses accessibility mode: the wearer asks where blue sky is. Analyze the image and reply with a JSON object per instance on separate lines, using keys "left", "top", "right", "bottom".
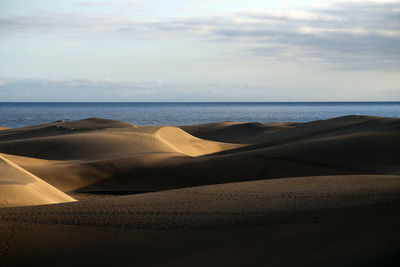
{"left": 0, "top": 0, "right": 399, "bottom": 101}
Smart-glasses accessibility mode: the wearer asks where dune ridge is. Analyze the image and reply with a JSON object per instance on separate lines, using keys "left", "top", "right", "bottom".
{"left": 156, "top": 126, "right": 241, "bottom": 157}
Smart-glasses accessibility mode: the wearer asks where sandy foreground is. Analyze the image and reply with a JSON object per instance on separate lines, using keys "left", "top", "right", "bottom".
{"left": 0, "top": 116, "right": 399, "bottom": 266}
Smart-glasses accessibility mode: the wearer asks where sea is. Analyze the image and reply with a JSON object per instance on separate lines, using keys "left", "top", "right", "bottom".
{"left": 0, "top": 102, "right": 399, "bottom": 128}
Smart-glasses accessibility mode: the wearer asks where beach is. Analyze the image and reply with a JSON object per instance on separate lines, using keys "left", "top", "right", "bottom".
{"left": 1, "top": 115, "right": 399, "bottom": 266}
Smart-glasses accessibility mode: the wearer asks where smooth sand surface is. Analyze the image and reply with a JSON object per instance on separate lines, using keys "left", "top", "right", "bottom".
{"left": 0, "top": 115, "right": 400, "bottom": 266}
{"left": 0, "top": 155, "right": 75, "bottom": 207}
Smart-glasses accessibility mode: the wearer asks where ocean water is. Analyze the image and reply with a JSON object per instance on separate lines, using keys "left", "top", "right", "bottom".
{"left": 0, "top": 102, "right": 399, "bottom": 128}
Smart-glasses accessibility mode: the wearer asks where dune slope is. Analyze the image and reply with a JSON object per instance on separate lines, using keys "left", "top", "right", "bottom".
{"left": 0, "top": 155, "right": 75, "bottom": 207}
{"left": 156, "top": 126, "right": 241, "bottom": 157}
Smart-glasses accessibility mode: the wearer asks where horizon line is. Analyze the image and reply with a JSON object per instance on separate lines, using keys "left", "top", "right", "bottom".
{"left": 1, "top": 101, "right": 400, "bottom": 104}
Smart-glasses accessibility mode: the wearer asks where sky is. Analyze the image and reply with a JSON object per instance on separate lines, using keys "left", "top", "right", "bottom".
{"left": 0, "top": 0, "right": 399, "bottom": 101}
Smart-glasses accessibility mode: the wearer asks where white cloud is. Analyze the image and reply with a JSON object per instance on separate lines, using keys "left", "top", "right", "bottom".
{"left": 0, "top": 1, "right": 399, "bottom": 69}
{"left": 79, "top": 0, "right": 145, "bottom": 8}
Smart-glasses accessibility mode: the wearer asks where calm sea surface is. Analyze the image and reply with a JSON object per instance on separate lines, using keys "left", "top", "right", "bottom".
{"left": 0, "top": 102, "right": 399, "bottom": 128}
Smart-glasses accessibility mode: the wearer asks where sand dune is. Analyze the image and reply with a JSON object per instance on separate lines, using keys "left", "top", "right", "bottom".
{"left": 0, "top": 175, "right": 399, "bottom": 266}
{"left": 0, "top": 119, "right": 241, "bottom": 192}
{"left": 2, "top": 175, "right": 399, "bottom": 227}
{"left": 182, "top": 115, "right": 399, "bottom": 145}
{"left": 0, "top": 119, "right": 239, "bottom": 160}
{"left": 156, "top": 126, "right": 241, "bottom": 157}
{"left": 0, "top": 116, "right": 399, "bottom": 193}
{"left": 0, "top": 155, "right": 75, "bottom": 207}
{"left": 181, "top": 121, "right": 296, "bottom": 144}
{"left": 0, "top": 116, "right": 399, "bottom": 266}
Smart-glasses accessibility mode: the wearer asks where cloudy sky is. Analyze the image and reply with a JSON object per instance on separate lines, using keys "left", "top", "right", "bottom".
{"left": 0, "top": 0, "right": 399, "bottom": 101}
